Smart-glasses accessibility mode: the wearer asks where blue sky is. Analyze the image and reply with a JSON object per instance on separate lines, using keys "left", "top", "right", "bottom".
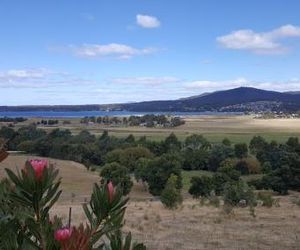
{"left": 1, "top": 0, "right": 300, "bottom": 105}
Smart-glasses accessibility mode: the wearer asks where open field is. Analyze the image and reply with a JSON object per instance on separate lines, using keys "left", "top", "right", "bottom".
{"left": 1, "top": 155, "right": 300, "bottom": 249}
{"left": 9, "top": 115, "right": 300, "bottom": 144}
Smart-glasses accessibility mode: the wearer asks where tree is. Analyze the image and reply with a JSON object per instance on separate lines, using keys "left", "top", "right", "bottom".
{"left": 208, "top": 144, "right": 234, "bottom": 171}
{"left": 189, "top": 175, "right": 214, "bottom": 198}
{"left": 182, "top": 149, "right": 210, "bottom": 170}
{"left": 100, "top": 162, "right": 133, "bottom": 195}
{"left": 249, "top": 136, "right": 267, "bottom": 155}
{"left": 160, "top": 174, "right": 182, "bottom": 209}
{"left": 105, "top": 147, "right": 153, "bottom": 172}
{"left": 164, "top": 133, "right": 181, "bottom": 152}
{"left": 184, "top": 134, "right": 211, "bottom": 150}
{"left": 145, "top": 154, "right": 182, "bottom": 196}
{"left": 223, "top": 180, "right": 256, "bottom": 207}
{"left": 222, "top": 138, "right": 231, "bottom": 146}
{"left": 234, "top": 143, "right": 248, "bottom": 158}
{"left": 235, "top": 158, "right": 261, "bottom": 175}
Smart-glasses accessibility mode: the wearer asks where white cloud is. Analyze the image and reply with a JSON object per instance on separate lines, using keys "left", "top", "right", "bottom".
{"left": 109, "top": 76, "right": 180, "bottom": 85}
{"left": 217, "top": 24, "right": 300, "bottom": 54}
{"left": 0, "top": 68, "right": 95, "bottom": 88}
{"left": 69, "top": 43, "right": 157, "bottom": 59}
{"left": 136, "top": 14, "right": 160, "bottom": 28}
{"left": 184, "top": 77, "right": 300, "bottom": 92}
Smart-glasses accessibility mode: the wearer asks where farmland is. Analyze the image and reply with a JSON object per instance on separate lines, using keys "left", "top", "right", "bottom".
{"left": 10, "top": 115, "right": 300, "bottom": 144}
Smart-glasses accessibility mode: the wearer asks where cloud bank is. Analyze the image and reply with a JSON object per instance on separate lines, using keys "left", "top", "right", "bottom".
{"left": 217, "top": 24, "right": 300, "bottom": 54}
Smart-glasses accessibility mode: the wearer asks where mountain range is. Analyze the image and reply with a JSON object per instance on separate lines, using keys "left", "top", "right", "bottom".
{"left": 1, "top": 87, "right": 300, "bottom": 113}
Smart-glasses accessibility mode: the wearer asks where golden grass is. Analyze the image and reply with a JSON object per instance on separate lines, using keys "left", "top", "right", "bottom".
{"left": 9, "top": 115, "right": 300, "bottom": 143}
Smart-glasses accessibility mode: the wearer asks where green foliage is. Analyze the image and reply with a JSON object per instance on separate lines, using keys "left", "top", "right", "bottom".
{"left": 100, "top": 162, "right": 133, "bottom": 195}
{"left": 235, "top": 157, "right": 261, "bottom": 175}
{"left": 234, "top": 143, "right": 248, "bottom": 159}
{"left": 164, "top": 133, "right": 181, "bottom": 152}
{"left": 145, "top": 154, "right": 182, "bottom": 196}
{"left": 249, "top": 136, "right": 267, "bottom": 155}
{"left": 223, "top": 180, "right": 257, "bottom": 207}
{"left": 160, "top": 174, "right": 182, "bottom": 209}
{"left": 257, "top": 192, "right": 277, "bottom": 207}
{"left": 105, "top": 231, "right": 146, "bottom": 250}
{"left": 182, "top": 149, "right": 210, "bottom": 170}
{"left": 0, "top": 160, "right": 146, "bottom": 249}
{"left": 222, "top": 138, "right": 231, "bottom": 146}
{"left": 184, "top": 134, "right": 211, "bottom": 150}
{"left": 105, "top": 147, "right": 153, "bottom": 172}
{"left": 208, "top": 144, "right": 234, "bottom": 171}
{"left": 188, "top": 175, "right": 215, "bottom": 198}
{"left": 213, "top": 165, "right": 241, "bottom": 195}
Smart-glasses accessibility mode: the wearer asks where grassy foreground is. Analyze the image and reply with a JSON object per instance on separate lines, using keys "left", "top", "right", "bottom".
{"left": 1, "top": 155, "right": 300, "bottom": 250}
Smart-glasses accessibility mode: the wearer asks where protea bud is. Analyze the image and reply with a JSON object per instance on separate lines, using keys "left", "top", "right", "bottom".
{"left": 28, "top": 159, "right": 48, "bottom": 181}
{"left": 54, "top": 227, "right": 72, "bottom": 242}
{"left": 107, "top": 181, "right": 115, "bottom": 203}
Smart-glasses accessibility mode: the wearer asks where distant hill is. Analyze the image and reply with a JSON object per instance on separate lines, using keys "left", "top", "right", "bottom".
{"left": 1, "top": 87, "right": 300, "bottom": 113}
{"left": 122, "top": 87, "right": 300, "bottom": 112}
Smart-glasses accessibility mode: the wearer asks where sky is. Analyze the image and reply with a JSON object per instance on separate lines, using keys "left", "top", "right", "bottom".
{"left": 1, "top": 0, "right": 300, "bottom": 105}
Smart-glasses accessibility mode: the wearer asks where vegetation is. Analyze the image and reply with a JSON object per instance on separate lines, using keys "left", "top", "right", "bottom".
{"left": 160, "top": 174, "right": 182, "bottom": 209}
{"left": 0, "top": 123, "right": 299, "bottom": 198}
{"left": 0, "top": 158, "right": 146, "bottom": 249}
{"left": 0, "top": 116, "right": 27, "bottom": 123}
{"left": 80, "top": 114, "right": 185, "bottom": 128}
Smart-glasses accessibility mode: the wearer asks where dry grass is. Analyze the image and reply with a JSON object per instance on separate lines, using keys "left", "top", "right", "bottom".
{"left": 9, "top": 115, "right": 300, "bottom": 143}
{"left": 1, "top": 155, "right": 300, "bottom": 249}
{"left": 0, "top": 154, "right": 100, "bottom": 204}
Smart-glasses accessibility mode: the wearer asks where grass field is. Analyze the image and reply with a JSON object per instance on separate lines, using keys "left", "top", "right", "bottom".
{"left": 11, "top": 115, "right": 300, "bottom": 144}
{"left": 1, "top": 154, "right": 300, "bottom": 249}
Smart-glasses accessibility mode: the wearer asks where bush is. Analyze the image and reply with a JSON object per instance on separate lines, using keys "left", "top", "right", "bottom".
{"left": 100, "top": 162, "right": 133, "bottom": 195}
{"left": 0, "top": 159, "right": 145, "bottom": 249}
{"left": 145, "top": 154, "right": 182, "bottom": 196}
{"left": 160, "top": 174, "right": 182, "bottom": 209}
{"left": 257, "top": 191, "right": 277, "bottom": 207}
{"left": 223, "top": 180, "right": 257, "bottom": 207}
{"left": 189, "top": 175, "right": 215, "bottom": 198}
{"left": 235, "top": 158, "right": 261, "bottom": 175}
{"left": 234, "top": 143, "right": 248, "bottom": 158}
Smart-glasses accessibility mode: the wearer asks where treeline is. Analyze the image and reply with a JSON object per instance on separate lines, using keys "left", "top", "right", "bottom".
{"left": 80, "top": 114, "right": 185, "bottom": 128}
{"left": 0, "top": 124, "right": 299, "bottom": 197}
{"left": 0, "top": 117, "right": 27, "bottom": 123}
{"left": 37, "top": 119, "right": 59, "bottom": 125}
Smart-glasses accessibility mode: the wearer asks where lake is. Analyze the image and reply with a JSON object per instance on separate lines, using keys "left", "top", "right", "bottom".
{"left": 0, "top": 111, "right": 242, "bottom": 118}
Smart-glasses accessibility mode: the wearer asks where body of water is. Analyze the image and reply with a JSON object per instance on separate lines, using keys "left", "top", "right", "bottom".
{"left": 0, "top": 111, "right": 243, "bottom": 118}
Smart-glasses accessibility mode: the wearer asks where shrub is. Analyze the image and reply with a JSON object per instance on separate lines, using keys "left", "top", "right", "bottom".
{"left": 189, "top": 175, "right": 215, "bottom": 198}
{"left": 223, "top": 180, "right": 257, "bottom": 207}
{"left": 100, "top": 162, "right": 133, "bottom": 195}
{"left": 234, "top": 143, "right": 248, "bottom": 159}
{"left": 145, "top": 154, "right": 182, "bottom": 196}
{"left": 160, "top": 174, "right": 182, "bottom": 209}
{"left": 235, "top": 158, "right": 261, "bottom": 175}
{"left": 257, "top": 191, "right": 277, "bottom": 207}
{"left": 0, "top": 158, "right": 145, "bottom": 249}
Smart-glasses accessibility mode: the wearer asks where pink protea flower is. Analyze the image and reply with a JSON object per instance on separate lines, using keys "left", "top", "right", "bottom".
{"left": 54, "top": 227, "right": 72, "bottom": 242}
{"left": 28, "top": 159, "right": 48, "bottom": 181}
{"left": 107, "top": 181, "right": 115, "bottom": 203}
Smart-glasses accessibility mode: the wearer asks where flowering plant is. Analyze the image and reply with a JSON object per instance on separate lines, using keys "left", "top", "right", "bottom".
{"left": 0, "top": 156, "right": 146, "bottom": 250}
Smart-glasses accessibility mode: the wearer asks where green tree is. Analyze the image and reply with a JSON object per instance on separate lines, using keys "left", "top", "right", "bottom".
{"left": 146, "top": 154, "right": 182, "bottom": 196}
{"left": 234, "top": 143, "right": 248, "bottom": 158}
{"left": 189, "top": 175, "right": 215, "bottom": 198}
{"left": 160, "top": 174, "right": 182, "bottom": 209}
{"left": 100, "top": 162, "right": 133, "bottom": 195}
